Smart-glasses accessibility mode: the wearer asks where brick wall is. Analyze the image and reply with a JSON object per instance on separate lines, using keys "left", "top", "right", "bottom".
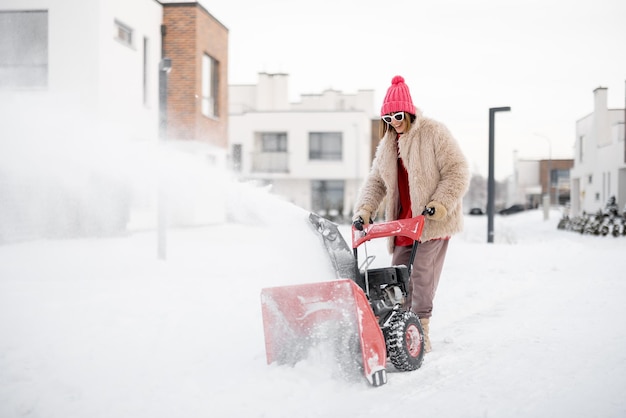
{"left": 162, "top": 3, "right": 228, "bottom": 148}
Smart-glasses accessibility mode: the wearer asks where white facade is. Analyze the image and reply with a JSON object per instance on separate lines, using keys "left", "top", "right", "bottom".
{"left": 229, "top": 73, "right": 375, "bottom": 220}
{"left": 570, "top": 87, "right": 626, "bottom": 215}
{"left": 0, "top": 0, "right": 229, "bottom": 242}
{"left": 510, "top": 156, "right": 542, "bottom": 207}
{"left": 0, "top": 0, "right": 167, "bottom": 242}
{"left": 1, "top": 0, "right": 163, "bottom": 142}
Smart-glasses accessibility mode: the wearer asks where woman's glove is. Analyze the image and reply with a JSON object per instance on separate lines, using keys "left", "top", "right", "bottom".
{"left": 352, "top": 205, "right": 374, "bottom": 230}
{"left": 426, "top": 201, "right": 447, "bottom": 221}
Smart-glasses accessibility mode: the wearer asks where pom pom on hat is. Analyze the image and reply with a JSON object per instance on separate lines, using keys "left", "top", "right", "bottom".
{"left": 380, "top": 75, "right": 415, "bottom": 116}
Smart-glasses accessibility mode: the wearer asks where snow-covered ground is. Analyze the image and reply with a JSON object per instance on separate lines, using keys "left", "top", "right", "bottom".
{"left": 1, "top": 176, "right": 625, "bottom": 418}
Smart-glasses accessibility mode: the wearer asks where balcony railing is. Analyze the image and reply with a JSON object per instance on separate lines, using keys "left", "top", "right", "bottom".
{"left": 251, "top": 152, "right": 289, "bottom": 173}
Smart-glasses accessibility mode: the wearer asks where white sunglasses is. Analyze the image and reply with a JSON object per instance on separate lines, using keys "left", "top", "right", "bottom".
{"left": 381, "top": 112, "right": 405, "bottom": 124}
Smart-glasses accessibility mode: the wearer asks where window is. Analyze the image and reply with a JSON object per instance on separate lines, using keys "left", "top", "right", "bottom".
{"left": 553, "top": 169, "right": 569, "bottom": 185}
{"left": 578, "top": 135, "right": 584, "bottom": 162}
{"left": 231, "top": 144, "right": 242, "bottom": 172}
{"left": 309, "top": 132, "right": 342, "bottom": 160}
{"left": 252, "top": 133, "right": 289, "bottom": 173}
{"left": 115, "top": 19, "right": 133, "bottom": 47}
{"left": 142, "top": 37, "right": 149, "bottom": 105}
{"left": 202, "top": 54, "right": 219, "bottom": 118}
{"left": 311, "top": 180, "right": 345, "bottom": 219}
{"left": 261, "top": 133, "right": 287, "bottom": 152}
{"left": 0, "top": 10, "right": 48, "bottom": 88}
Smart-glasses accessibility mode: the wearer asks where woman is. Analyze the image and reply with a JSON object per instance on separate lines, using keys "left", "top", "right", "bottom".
{"left": 353, "top": 75, "right": 469, "bottom": 352}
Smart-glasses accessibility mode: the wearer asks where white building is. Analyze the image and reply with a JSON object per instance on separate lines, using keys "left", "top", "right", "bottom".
{"left": 0, "top": 0, "right": 164, "bottom": 142}
{"left": 0, "top": 0, "right": 166, "bottom": 242}
{"left": 229, "top": 72, "right": 375, "bottom": 221}
{"left": 510, "top": 156, "right": 542, "bottom": 207}
{"left": 0, "top": 0, "right": 229, "bottom": 242}
{"left": 570, "top": 87, "right": 626, "bottom": 215}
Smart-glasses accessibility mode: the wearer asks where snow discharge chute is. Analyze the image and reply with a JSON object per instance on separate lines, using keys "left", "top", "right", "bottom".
{"left": 261, "top": 279, "right": 388, "bottom": 386}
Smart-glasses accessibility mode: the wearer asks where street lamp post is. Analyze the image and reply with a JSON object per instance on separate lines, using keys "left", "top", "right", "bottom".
{"left": 487, "top": 106, "right": 511, "bottom": 243}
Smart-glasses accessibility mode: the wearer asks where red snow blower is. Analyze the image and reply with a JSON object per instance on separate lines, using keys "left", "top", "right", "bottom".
{"left": 260, "top": 209, "right": 432, "bottom": 387}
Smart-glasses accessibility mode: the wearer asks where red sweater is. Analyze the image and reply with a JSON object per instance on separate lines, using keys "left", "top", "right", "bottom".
{"left": 396, "top": 155, "right": 413, "bottom": 247}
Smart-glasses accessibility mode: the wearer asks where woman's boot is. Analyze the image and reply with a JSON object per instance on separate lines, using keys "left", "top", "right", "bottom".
{"left": 420, "top": 318, "right": 431, "bottom": 352}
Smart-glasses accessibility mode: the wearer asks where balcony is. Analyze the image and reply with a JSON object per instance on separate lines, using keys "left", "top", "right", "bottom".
{"left": 251, "top": 151, "right": 289, "bottom": 173}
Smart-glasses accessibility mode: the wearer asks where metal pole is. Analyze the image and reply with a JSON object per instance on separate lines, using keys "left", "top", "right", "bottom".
{"left": 544, "top": 137, "right": 553, "bottom": 208}
{"left": 487, "top": 107, "right": 511, "bottom": 243}
{"left": 157, "top": 57, "right": 172, "bottom": 260}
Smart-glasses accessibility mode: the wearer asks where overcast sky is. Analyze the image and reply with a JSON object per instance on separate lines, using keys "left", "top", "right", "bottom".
{"left": 202, "top": 0, "right": 626, "bottom": 179}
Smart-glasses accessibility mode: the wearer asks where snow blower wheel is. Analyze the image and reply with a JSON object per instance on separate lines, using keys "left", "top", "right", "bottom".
{"left": 385, "top": 310, "right": 425, "bottom": 371}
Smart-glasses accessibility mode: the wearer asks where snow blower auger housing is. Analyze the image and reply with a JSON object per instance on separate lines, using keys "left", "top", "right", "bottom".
{"left": 260, "top": 210, "right": 431, "bottom": 387}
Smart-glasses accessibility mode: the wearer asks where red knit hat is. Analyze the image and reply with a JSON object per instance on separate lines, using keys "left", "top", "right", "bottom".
{"left": 380, "top": 75, "right": 415, "bottom": 116}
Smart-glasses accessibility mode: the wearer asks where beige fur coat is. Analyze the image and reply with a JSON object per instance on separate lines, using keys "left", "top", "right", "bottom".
{"left": 354, "top": 108, "right": 470, "bottom": 252}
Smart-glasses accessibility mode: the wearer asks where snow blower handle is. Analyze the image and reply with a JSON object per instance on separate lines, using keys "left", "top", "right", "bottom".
{"left": 354, "top": 207, "right": 432, "bottom": 231}
{"left": 352, "top": 216, "right": 372, "bottom": 231}
{"left": 423, "top": 206, "right": 436, "bottom": 217}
